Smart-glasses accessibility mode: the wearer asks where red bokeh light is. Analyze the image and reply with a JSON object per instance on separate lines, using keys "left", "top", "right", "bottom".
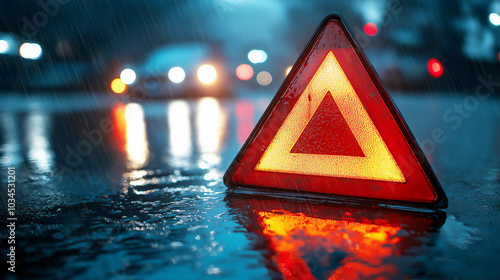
{"left": 427, "top": 58, "right": 443, "bottom": 78}
{"left": 236, "top": 64, "right": 254, "bottom": 81}
{"left": 363, "top": 22, "right": 378, "bottom": 36}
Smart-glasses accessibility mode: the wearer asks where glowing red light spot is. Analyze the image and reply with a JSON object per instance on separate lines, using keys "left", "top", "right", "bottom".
{"left": 497, "top": 52, "right": 500, "bottom": 62}
{"left": 427, "top": 58, "right": 443, "bottom": 78}
{"left": 363, "top": 22, "right": 378, "bottom": 36}
{"left": 236, "top": 64, "right": 254, "bottom": 81}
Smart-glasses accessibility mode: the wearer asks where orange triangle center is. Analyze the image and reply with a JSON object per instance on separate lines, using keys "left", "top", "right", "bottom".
{"left": 290, "top": 91, "right": 365, "bottom": 157}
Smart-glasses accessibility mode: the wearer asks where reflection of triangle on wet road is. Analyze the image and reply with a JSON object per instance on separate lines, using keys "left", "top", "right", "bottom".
{"left": 255, "top": 52, "right": 406, "bottom": 183}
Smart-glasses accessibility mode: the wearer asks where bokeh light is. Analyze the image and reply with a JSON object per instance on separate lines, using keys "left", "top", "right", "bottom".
{"left": 111, "top": 78, "right": 127, "bottom": 94}
{"left": 236, "top": 64, "right": 254, "bottom": 81}
{"left": 120, "top": 68, "right": 136, "bottom": 85}
{"left": 248, "top": 50, "right": 268, "bottom": 64}
{"left": 19, "top": 43, "right": 42, "bottom": 60}
{"left": 427, "top": 58, "right": 443, "bottom": 78}
{"left": 168, "top": 66, "right": 186, "bottom": 83}
{"left": 489, "top": 13, "right": 500, "bottom": 26}
{"left": 0, "top": 40, "right": 9, "bottom": 53}
{"left": 364, "top": 22, "right": 378, "bottom": 36}
{"left": 256, "top": 71, "right": 272, "bottom": 86}
{"left": 285, "top": 66, "right": 292, "bottom": 76}
{"left": 197, "top": 64, "right": 217, "bottom": 84}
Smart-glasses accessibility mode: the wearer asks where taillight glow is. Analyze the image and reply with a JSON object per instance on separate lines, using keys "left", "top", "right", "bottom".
{"left": 427, "top": 58, "right": 443, "bottom": 78}
{"left": 236, "top": 64, "right": 254, "bottom": 81}
{"left": 363, "top": 22, "right": 378, "bottom": 36}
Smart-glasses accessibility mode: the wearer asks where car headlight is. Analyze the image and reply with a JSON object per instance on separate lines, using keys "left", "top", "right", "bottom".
{"left": 197, "top": 64, "right": 216, "bottom": 84}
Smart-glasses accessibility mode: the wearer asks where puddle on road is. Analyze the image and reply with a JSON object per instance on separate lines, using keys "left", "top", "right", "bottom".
{"left": 439, "top": 215, "right": 480, "bottom": 250}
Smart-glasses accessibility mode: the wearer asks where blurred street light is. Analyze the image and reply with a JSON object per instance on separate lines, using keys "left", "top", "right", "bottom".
{"left": 0, "top": 40, "right": 9, "bottom": 53}
{"left": 489, "top": 13, "right": 500, "bottom": 26}
{"left": 256, "top": 71, "right": 272, "bottom": 86}
{"left": 248, "top": 50, "right": 268, "bottom": 64}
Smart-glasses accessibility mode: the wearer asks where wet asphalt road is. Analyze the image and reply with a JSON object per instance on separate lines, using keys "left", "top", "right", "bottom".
{"left": 0, "top": 92, "right": 499, "bottom": 279}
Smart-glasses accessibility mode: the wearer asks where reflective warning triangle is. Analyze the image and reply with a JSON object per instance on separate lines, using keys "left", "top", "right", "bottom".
{"left": 256, "top": 51, "right": 405, "bottom": 183}
{"left": 224, "top": 13, "right": 447, "bottom": 209}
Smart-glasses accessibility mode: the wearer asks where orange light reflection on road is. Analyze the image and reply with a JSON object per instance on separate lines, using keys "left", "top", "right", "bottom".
{"left": 112, "top": 103, "right": 149, "bottom": 169}
{"left": 257, "top": 210, "right": 401, "bottom": 280}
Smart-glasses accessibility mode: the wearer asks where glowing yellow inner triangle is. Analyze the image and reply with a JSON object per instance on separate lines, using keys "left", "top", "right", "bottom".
{"left": 255, "top": 51, "right": 406, "bottom": 183}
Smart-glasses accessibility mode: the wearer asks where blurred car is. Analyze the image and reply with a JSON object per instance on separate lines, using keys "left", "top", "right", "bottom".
{"left": 118, "top": 42, "right": 233, "bottom": 99}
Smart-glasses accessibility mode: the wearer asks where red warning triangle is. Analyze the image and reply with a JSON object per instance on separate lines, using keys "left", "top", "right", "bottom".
{"left": 290, "top": 92, "right": 365, "bottom": 157}
{"left": 224, "top": 13, "right": 447, "bottom": 209}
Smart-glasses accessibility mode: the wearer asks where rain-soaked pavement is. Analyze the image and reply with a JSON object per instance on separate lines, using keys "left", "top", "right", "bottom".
{"left": 0, "top": 92, "right": 499, "bottom": 279}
